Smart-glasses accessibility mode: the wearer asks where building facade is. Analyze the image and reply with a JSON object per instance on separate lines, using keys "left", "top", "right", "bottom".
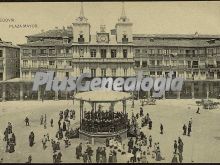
{"left": 0, "top": 38, "right": 20, "bottom": 101}
{"left": 0, "top": 3, "right": 220, "bottom": 101}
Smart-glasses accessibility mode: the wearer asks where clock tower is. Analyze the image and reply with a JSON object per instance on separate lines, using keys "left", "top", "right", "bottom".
{"left": 97, "top": 25, "right": 109, "bottom": 43}
{"left": 72, "top": 2, "right": 91, "bottom": 43}
{"left": 115, "top": 2, "right": 133, "bottom": 43}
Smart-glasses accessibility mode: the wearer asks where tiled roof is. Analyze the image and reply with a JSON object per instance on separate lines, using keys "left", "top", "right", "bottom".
{"left": 26, "top": 29, "right": 73, "bottom": 38}
{"left": 18, "top": 39, "right": 72, "bottom": 47}
{"left": 133, "top": 34, "right": 220, "bottom": 39}
{"left": 0, "top": 40, "right": 19, "bottom": 48}
{"left": 133, "top": 38, "right": 220, "bottom": 47}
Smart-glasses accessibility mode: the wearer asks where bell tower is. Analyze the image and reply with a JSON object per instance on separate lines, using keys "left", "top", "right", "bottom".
{"left": 115, "top": 2, "right": 133, "bottom": 43}
{"left": 72, "top": 2, "right": 91, "bottom": 43}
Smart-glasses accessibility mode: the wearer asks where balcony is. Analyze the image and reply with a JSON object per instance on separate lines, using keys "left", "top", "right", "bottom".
{"left": 72, "top": 58, "right": 134, "bottom": 63}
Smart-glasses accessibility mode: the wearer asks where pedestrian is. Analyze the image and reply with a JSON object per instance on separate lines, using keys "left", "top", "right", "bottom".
{"left": 149, "top": 119, "right": 152, "bottom": 130}
{"left": 27, "top": 155, "right": 32, "bottom": 163}
{"left": 29, "top": 131, "right": 34, "bottom": 147}
{"left": 82, "top": 151, "right": 88, "bottom": 163}
{"left": 140, "top": 107, "right": 144, "bottom": 117}
{"left": 171, "top": 153, "right": 178, "bottom": 163}
{"left": 40, "top": 115, "right": 43, "bottom": 125}
{"left": 149, "top": 135, "right": 152, "bottom": 148}
{"left": 183, "top": 124, "right": 187, "bottom": 135}
{"left": 160, "top": 123, "right": 163, "bottom": 134}
{"left": 188, "top": 122, "right": 192, "bottom": 136}
{"left": 50, "top": 119, "right": 53, "bottom": 127}
{"left": 178, "top": 152, "right": 183, "bottom": 163}
{"left": 76, "top": 143, "right": 82, "bottom": 159}
{"left": 174, "top": 140, "right": 177, "bottom": 154}
{"left": 196, "top": 107, "right": 200, "bottom": 114}
{"left": 57, "top": 152, "right": 62, "bottom": 163}
{"left": 25, "top": 117, "right": 30, "bottom": 126}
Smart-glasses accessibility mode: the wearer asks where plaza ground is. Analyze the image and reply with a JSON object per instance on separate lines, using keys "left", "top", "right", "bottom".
{"left": 0, "top": 98, "right": 220, "bottom": 163}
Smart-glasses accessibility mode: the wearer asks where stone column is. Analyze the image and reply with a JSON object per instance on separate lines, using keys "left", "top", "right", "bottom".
{"left": 163, "top": 91, "right": 166, "bottom": 99}
{"left": 38, "top": 88, "right": 41, "bottom": 101}
{"left": 2, "top": 84, "right": 6, "bottom": 101}
{"left": 55, "top": 91, "right": 59, "bottom": 101}
{"left": 20, "top": 83, "right": 24, "bottom": 101}
{"left": 191, "top": 82, "right": 195, "bottom": 99}
{"left": 177, "top": 91, "right": 181, "bottom": 99}
{"left": 206, "top": 82, "right": 209, "bottom": 99}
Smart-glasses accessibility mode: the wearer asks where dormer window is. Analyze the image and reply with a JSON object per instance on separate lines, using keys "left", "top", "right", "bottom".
{"left": 78, "top": 34, "right": 84, "bottom": 43}
{"left": 63, "top": 37, "right": 69, "bottom": 44}
{"left": 122, "top": 34, "right": 128, "bottom": 43}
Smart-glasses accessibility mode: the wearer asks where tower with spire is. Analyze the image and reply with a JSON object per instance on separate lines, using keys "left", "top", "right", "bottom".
{"left": 72, "top": 2, "right": 91, "bottom": 43}
{"left": 115, "top": 2, "right": 133, "bottom": 43}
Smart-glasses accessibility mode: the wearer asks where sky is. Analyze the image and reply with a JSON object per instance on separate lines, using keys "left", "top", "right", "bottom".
{"left": 0, "top": 1, "right": 220, "bottom": 44}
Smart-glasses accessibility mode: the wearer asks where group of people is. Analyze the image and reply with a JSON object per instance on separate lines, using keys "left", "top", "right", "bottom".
{"left": 182, "top": 118, "right": 193, "bottom": 136}
{"left": 3, "top": 122, "right": 16, "bottom": 153}
{"left": 172, "top": 137, "right": 184, "bottom": 163}
{"left": 82, "top": 110, "right": 128, "bottom": 133}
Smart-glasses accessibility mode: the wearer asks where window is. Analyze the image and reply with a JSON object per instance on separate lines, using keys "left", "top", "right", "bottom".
{"left": 157, "top": 71, "right": 162, "bottom": 76}
{"left": 142, "top": 61, "right": 147, "bottom": 67}
{"left": 66, "top": 72, "right": 69, "bottom": 78}
{"left": 91, "top": 69, "right": 96, "bottom": 77}
{"left": 158, "top": 49, "right": 163, "bottom": 54}
{"left": 31, "top": 72, "right": 36, "bottom": 78}
{"left": 187, "top": 61, "right": 191, "bottom": 67}
{"left": 78, "top": 34, "right": 84, "bottom": 43}
{"left": 149, "top": 49, "right": 155, "bottom": 54}
{"left": 49, "top": 49, "right": 55, "bottom": 55}
{"left": 150, "top": 60, "right": 155, "bottom": 66}
{"left": 101, "top": 49, "right": 106, "bottom": 58}
{"left": 23, "top": 49, "right": 29, "bottom": 55}
{"left": 172, "top": 60, "right": 177, "bottom": 66}
{"left": 90, "top": 49, "right": 96, "bottom": 58}
{"left": 40, "top": 49, "right": 47, "bottom": 55}
{"left": 157, "top": 60, "right": 162, "bottom": 66}
{"left": 66, "top": 48, "right": 72, "bottom": 54}
{"left": 0, "top": 50, "right": 2, "bottom": 57}
{"left": 67, "top": 61, "right": 72, "bottom": 66}
{"left": 123, "top": 49, "right": 128, "bottom": 58}
{"left": 101, "top": 69, "right": 106, "bottom": 77}
{"left": 111, "top": 49, "right": 117, "bottom": 58}
{"left": 164, "top": 60, "right": 169, "bottom": 66}
{"left": 32, "top": 50, "right": 36, "bottom": 56}
{"left": 57, "top": 60, "right": 63, "bottom": 66}
{"left": 0, "top": 72, "right": 3, "bottom": 81}
{"left": 49, "top": 61, "right": 55, "bottom": 65}
{"left": 192, "top": 61, "right": 198, "bottom": 68}
{"left": 23, "top": 71, "right": 29, "bottom": 78}
{"left": 80, "top": 68, "right": 84, "bottom": 74}
{"left": 32, "top": 60, "right": 37, "bottom": 67}
{"left": 135, "top": 49, "right": 140, "bottom": 54}
{"left": 124, "top": 68, "right": 127, "bottom": 76}
{"left": 23, "top": 60, "right": 28, "bottom": 67}
{"left": 150, "top": 71, "right": 155, "bottom": 76}
{"left": 79, "top": 48, "right": 84, "bottom": 57}
{"left": 112, "top": 69, "right": 116, "bottom": 77}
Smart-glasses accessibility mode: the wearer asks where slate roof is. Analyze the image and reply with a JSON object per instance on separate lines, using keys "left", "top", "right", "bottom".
{"left": 0, "top": 40, "right": 19, "bottom": 48}
{"left": 18, "top": 39, "right": 72, "bottom": 47}
{"left": 26, "top": 29, "right": 73, "bottom": 38}
{"left": 133, "top": 34, "right": 220, "bottom": 39}
{"left": 133, "top": 38, "right": 220, "bottom": 47}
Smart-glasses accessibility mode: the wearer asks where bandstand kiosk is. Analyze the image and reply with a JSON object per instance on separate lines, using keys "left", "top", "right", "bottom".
{"left": 73, "top": 90, "right": 131, "bottom": 144}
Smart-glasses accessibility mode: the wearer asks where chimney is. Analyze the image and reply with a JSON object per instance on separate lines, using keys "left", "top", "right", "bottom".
{"left": 41, "top": 29, "right": 44, "bottom": 33}
{"left": 63, "top": 26, "right": 65, "bottom": 30}
{"left": 55, "top": 26, "right": 58, "bottom": 30}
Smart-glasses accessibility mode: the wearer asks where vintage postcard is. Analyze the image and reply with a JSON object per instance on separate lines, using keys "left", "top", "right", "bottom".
{"left": 0, "top": 1, "right": 220, "bottom": 163}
